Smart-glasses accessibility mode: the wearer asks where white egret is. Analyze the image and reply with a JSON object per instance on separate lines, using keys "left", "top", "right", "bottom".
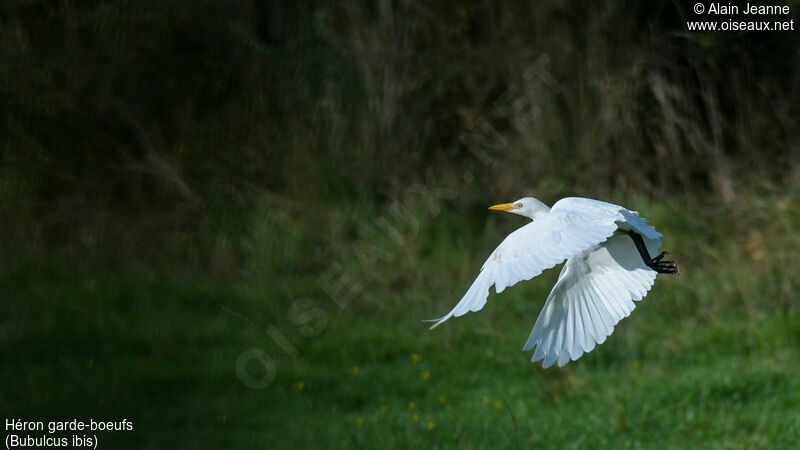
{"left": 429, "top": 197, "right": 678, "bottom": 368}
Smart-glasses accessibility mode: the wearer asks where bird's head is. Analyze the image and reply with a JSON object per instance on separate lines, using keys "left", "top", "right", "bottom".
{"left": 489, "top": 197, "right": 551, "bottom": 220}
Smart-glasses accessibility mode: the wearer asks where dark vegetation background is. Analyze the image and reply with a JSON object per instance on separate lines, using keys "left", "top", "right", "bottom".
{"left": 1, "top": 1, "right": 799, "bottom": 448}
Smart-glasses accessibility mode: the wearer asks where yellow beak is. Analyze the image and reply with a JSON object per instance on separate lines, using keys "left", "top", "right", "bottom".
{"left": 488, "top": 203, "right": 516, "bottom": 211}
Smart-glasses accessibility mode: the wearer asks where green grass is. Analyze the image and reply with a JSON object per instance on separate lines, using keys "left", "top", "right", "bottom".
{"left": 2, "top": 194, "right": 800, "bottom": 448}
{"left": 3, "top": 2, "right": 799, "bottom": 447}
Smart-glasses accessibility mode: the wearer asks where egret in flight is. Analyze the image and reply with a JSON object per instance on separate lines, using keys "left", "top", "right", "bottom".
{"left": 429, "top": 197, "right": 678, "bottom": 368}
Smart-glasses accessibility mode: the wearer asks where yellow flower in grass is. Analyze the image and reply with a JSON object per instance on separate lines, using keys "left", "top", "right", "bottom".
{"left": 411, "top": 354, "right": 422, "bottom": 364}
{"left": 411, "top": 414, "right": 420, "bottom": 424}
{"left": 356, "top": 418, "right": 365, "bottom": 427}
{"left": 427, "top": 421, "right": 436, "bottom": 430}
{"left": 408, "top": 401, "right": 416, "bottom": 410}
{"left": 438, "top": 395, "right": 447, "bottom": 405}
{"left": 350, "top": 366, "right": 361, "bottom": 376}
{"left": 421, "top": 370, "right": 430, "bottom": 380}
{"left": 495, "top": 400, "right": 504, "bottom": 410}
{"left": 293, "top": 381, "right": 305, "bottom": 392}
{"left": 380, "top": 405, "right": 388, "bottom": 414}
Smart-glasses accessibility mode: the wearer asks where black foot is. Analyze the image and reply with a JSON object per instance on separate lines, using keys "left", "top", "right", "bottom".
{"left": 646, "top": 251, "right": 679, "bottom": 274}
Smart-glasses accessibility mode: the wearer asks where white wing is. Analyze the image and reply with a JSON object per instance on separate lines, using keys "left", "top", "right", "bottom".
{"left": 523, "top": 233, "right": 662, "bottom": 368}
{"left": 429, "top": 197, "right": 659, "bottom": 329}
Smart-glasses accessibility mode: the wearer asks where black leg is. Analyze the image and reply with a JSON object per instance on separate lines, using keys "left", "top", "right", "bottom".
{"left": 623, "top": 230, "right": 679, "bottom": 275}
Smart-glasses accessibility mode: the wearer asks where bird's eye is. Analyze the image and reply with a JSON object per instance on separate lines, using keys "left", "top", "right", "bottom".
{"left": 515, "top": 203, "right": 523, "bottom": 208}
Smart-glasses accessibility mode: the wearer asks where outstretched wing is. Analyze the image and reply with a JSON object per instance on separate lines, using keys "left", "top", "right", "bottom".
{"left": 429, "top": 199, "right": 634, "bottom": 329}
{"left": 523, "top": 233, "right": 662, "bottom": 368}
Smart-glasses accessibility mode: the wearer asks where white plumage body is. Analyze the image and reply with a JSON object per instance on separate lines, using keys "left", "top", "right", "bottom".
{"left": 430, "top": 197, "right": 669, "bottom": 368}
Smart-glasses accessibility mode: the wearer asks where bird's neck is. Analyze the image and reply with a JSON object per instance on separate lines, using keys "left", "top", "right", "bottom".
{"left": 524, "top": 200, "right": 551, "bottom": 220}
{"left": 527, "top": 209, "right": 550, "bottom": 221}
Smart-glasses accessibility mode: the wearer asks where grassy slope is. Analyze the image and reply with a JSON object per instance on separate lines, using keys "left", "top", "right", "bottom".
{"left": 1, "top": 194, "right": 799, "bottom": 449}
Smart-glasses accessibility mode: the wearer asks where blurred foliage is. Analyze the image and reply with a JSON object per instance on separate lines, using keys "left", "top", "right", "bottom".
{"left": 1, "top": 0, "right": 799, "bottom": 266}
{"left": 2, "top": 2, "right": 800, "bottom": 447}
